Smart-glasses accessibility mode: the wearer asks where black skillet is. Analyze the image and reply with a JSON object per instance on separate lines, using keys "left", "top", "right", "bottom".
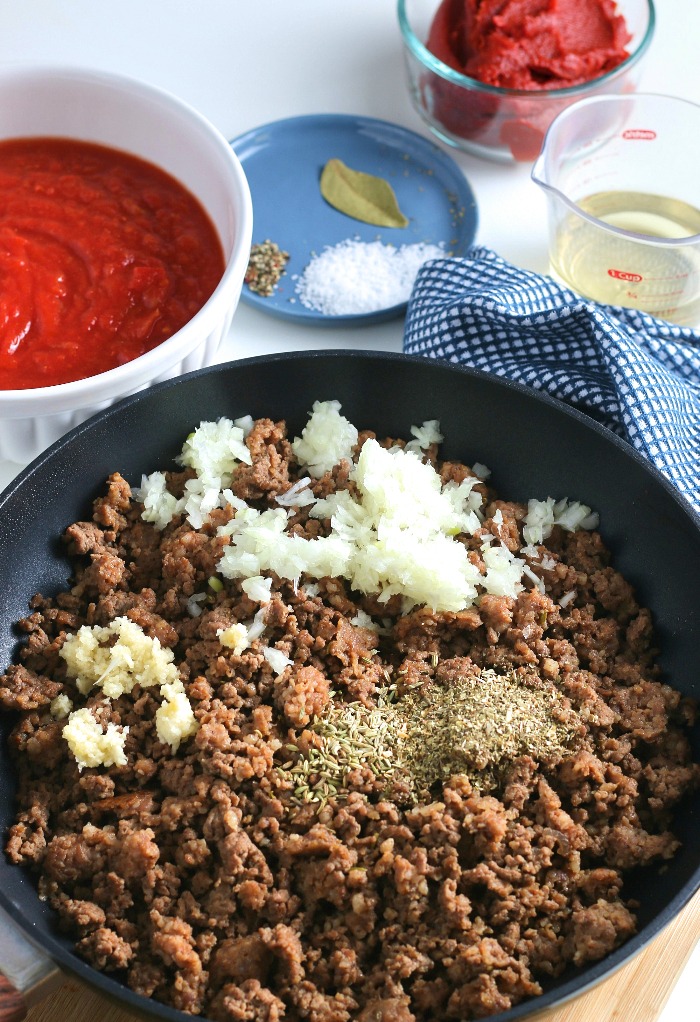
{"left": 1, "top": 350, "right": 698, "bottom": 1021}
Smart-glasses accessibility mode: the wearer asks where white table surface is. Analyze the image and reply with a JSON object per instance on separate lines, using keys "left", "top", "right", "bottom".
{"left": 0, "top": 1, "right": 698, "bottom": 1017}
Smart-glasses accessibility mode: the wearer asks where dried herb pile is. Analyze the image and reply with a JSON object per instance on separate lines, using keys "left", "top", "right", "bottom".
{"left": 279, "top": 668, "right": 583, "bottom": 804}
{"left": 244, "top": 239, "right": 290, "bottom": 296}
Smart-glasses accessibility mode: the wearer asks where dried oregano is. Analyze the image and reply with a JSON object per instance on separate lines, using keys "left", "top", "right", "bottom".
{"left": 278, "top": 668, "right": 583, "bottom": 804}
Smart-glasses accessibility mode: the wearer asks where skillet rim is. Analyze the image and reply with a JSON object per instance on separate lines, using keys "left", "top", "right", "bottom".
{"left": 3, "top": 349, "right": 700, "bottom": 527}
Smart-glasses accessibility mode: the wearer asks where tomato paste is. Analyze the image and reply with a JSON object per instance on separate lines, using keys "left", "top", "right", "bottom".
{"left": 425, "top": 0, "right": 631, "bottom": 160}
{"left": 428, "top": 0, "right": 630, "bottom": 90}
{"left": 0, "top": 138, "right": 225, "bottom": 390}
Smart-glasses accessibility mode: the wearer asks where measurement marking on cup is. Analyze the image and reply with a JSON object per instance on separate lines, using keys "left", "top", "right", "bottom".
{"left": 608, "top": 269, "right": 643, "bottom": 282}
{"left": 622, "top": 129, "right": 657, "bottom": 141}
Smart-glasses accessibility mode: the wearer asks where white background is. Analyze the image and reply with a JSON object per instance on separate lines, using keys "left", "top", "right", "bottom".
{"left": 0, "top": 1, "right": 698, "bottom": 1015}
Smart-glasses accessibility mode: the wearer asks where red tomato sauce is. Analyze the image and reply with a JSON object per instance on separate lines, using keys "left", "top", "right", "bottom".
{"left": 0, "top": 138, "right": 225, "bottom": 390}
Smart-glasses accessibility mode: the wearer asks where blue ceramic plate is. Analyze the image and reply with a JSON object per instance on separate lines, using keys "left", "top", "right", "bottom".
{"left": 230, "top": 114, "right": 478, "bottom": 326}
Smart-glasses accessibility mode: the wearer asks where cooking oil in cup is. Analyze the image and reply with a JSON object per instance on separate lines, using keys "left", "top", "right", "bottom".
{"left": 532, "top": 95, "right": 700, "bottom": 327}
{"left": 550, "top": 190, "right": 700, "bottom": 325}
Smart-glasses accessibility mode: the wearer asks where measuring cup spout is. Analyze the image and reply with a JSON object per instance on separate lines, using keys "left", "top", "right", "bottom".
{"left": 530, "top": 152, "right": 567, "bottom": 232}
{"left": 530, "top": 153, "right": 546, "bottom": 190}
{"left": 530, "top": 149, "right": 566, "bottom": 210}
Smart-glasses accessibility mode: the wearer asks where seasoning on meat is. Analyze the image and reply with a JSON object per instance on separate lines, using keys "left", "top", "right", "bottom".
{"left": 1, "top": 402, "right": 698, "bottom": 1022}
{"left": 280, "top": 668, "right": 584, "bottom": 804}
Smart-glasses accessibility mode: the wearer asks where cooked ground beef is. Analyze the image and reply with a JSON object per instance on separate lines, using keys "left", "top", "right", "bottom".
{"left": 2, "top": 417, "right": 699, "bottom": 1022}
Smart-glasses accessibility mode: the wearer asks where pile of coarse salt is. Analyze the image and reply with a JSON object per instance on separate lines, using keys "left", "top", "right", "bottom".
{"left": 294, "top": 238, "right": 444, "bottom": 315}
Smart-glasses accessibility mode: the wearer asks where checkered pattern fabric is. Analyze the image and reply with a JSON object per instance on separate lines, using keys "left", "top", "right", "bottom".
{"left": 403, "top": 247, "right": 700, "bottom": 515}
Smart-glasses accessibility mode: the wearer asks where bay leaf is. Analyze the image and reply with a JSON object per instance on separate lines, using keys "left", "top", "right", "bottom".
{"left": 320, "top": 158, "right": 409, "bottom": 228}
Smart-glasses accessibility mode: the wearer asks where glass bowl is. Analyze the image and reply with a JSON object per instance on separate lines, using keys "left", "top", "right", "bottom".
{"left": 398, "top": 0, "right": 656, "bottom": 163}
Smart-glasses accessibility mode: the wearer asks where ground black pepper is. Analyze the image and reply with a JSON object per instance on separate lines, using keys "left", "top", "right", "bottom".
{"left": 244, "top": 239, "right": 290, "bottom": 296}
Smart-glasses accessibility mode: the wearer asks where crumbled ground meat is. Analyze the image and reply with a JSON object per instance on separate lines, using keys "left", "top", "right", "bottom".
{"left": 2, "top": 417, "right": 699, "bottom": 1022}
{"left": 0, "top": 663, "right": 63, "bottom": 711}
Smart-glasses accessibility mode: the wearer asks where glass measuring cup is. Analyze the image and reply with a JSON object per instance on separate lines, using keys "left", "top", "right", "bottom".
{"left": 531, "top": 93, "right": 700, "bottom": 326}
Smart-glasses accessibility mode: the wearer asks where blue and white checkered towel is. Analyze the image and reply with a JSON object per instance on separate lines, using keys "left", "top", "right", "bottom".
{"left": 403, "top": 246, "right": 700, "bottom": 516}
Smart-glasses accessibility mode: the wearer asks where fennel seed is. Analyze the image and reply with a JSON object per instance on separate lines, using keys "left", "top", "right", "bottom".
{"left": 278, "top": 669, "right": 582, "bottom": 806}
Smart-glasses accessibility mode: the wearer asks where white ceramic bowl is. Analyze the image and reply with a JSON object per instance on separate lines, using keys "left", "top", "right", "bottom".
{"left": 0, "top": 65, "right": 253, "bottom": 464}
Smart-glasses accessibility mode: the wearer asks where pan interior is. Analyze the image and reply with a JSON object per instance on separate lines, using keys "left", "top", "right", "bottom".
{"left": 1, "top": 350, "right": 698, "bottom": 1022}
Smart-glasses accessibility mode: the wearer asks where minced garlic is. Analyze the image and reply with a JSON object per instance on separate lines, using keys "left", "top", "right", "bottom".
{"left": 59, "top": 616, "right": 179, "bottom": 698}
{"left": 155, "top": 681, "right": 199, "bottom": 752}
{"left": 59, "top": 618, "right": 198, "bottom": 767}
{"left": 217, "top": 622, "right": 250, "bottom": 655}
{"left": 62, "top": 708, "right": 128, "bottom": 772}
{"left": 50, "top": 693, "right": 73, "bottom": 720}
